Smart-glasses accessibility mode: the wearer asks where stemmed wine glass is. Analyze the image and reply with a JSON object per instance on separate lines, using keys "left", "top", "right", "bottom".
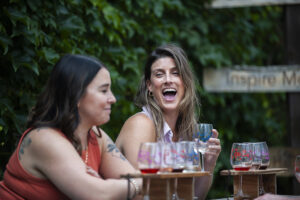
{"left": 137, "top": 142, "right": 162, "bottom": 200}
{"left": 257, "top": 141, "right": 269, "bottom": 195}
{"left": 171, "top": 142, "right": 186, "bottom": 200}
{"left": 231, "top": 143, "right": 253, "bottom": 199}
{"left": 160, "top": 143, "right": 175, "bottom": 200}
{"left": 193, "top": 123, "right": 213, "bottom": 172}
{"left": 295, "top": 155, "right": 300, "bottom": 183}
{"left": 160, "top": 142, "right": 175, "bottom": 173}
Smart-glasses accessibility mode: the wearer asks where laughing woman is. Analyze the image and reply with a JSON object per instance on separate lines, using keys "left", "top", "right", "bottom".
{"left": 0, "top": 54, "right": 141, "bottom": 200}
{"left": 116, "top": 44, "right": 221, "bottom": 200}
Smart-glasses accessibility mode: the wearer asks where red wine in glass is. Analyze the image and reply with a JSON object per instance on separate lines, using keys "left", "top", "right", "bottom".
{"left": 234, "top": 166, "right": 251, "bottom": 171}
{"left": 230, "top": 143, "right": 253, "bottom": 199}
{"left": 259, "top": 165, "right": 268, "bottom": 170}
{"left": 172, "top": 167, "right": 184, "bottom": 173}
{"left": 141, "top": 168, "right": 160, "bottom": 174}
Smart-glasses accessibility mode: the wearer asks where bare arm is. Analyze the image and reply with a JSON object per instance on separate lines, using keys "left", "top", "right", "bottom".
{"left": 98, "top": 128, "right": 140, "bottom": 178}
{"left": 116, "top": 113, "right": 156, "bottom": 168}
{"left": 194, "top": 129, "right": 221, "bottom": 199}
{"left": 254, "top": 194, "right": 300, "bottom": 200}
{"left": 22, "top": 128, "right": 139, "bottom": 200}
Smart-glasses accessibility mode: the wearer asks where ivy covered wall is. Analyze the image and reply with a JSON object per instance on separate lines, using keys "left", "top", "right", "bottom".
{"left": 0, "top": 0, "right": 287, "bottom": 197}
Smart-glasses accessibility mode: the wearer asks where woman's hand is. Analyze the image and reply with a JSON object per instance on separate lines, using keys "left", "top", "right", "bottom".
{"left": 254, "top": 193, "right": 295, "bottom": 200}
{"left": 204, "top": 129, "right": 221, "bottom": 172}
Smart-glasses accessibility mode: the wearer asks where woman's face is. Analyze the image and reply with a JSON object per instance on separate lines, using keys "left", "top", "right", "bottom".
{"left": 147, "top": 57, "right": 185, "bottom": 114}
{"left": 78, "top": 68, "right": 116, "bottom": 127}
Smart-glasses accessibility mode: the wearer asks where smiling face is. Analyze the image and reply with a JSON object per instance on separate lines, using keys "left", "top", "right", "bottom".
{"left": 147, "top": 57, "right": 185, "bottom": 114}
{"left": 78, "top": 68, "right": 116, "bottom": 127}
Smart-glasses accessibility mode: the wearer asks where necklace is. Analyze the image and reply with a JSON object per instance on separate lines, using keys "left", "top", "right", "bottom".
{"left": 84, "top": 145, "right": 88, "bottom": 164}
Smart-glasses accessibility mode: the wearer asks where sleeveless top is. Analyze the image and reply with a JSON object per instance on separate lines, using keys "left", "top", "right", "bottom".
{"left": 140, "top": 106, "right": 178, "bottom": 143}
{"left": 0, "top": 128, "right": 101, "bottom": 200}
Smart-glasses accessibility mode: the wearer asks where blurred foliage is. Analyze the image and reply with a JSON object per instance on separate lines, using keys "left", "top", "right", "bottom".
{"left": 0, "top": 0, "right": 287, "bottom": 198}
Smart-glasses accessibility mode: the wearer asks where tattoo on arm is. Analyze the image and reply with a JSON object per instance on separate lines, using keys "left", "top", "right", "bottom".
{"left": 106, "top": 137, "right": 127, "bottom": 161}
{"left": 19, "top": 136, "right": 32, "bottom": 160}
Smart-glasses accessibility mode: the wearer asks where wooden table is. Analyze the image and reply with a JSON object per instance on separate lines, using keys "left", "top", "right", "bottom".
{"left": 121, "top": 171, "right": 211, "bottom": 200}
{"left": 220, "top": 168, "right": 288, "bottom": 200}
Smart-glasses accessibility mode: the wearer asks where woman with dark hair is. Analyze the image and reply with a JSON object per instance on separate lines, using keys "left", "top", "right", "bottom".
{"left": 0, "top": 54, "right": 141, "bottom": 199}
{"left": 116, "top": 44, "right": 221, "bottom": 199}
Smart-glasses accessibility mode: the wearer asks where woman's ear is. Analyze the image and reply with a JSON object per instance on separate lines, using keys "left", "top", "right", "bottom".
{"left": 146, "top": 80, "right": 152, "bottom": 93}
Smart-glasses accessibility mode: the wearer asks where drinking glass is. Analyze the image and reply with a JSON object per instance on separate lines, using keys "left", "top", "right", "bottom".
{"left": 258, "top": 142, "right": 270, "bottom": 170}
{"left": 160, "top": 142, "right": 175, "bottom": 173}
{"left": 257, "top": 141, "right": 269, "bottom": 195}
{"left": 295, "top": 155, "right": 300, "bottom": 183}
{"left": 183, "top": 141, "right": 200, "bottom": 172}
{"left": 194, "top": 123, "right": 213, "bottom": 171}
{"left": 171, "top": 142, "right": 186, "bottom": 200}
{"left": 137, "top": 142, "right": 162, "bottom": 200}
{"left": 250, "top": 142, "right": 262, "bottom": 170}
{"left": 231, "top": 143, "right": 253, "bottom": 199}
{"left": 160, "top": 143, "right": 175, "bottom": 200}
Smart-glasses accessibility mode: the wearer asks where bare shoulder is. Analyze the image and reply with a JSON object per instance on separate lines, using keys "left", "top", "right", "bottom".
{"left": 121, "top": 113, "right": 155, "bottom": 134}
{"left": 28, "top": 128, "right": 71, "bottom": 148}
{"left": 19, "top": 127, "right": 74, "bottom": 178}
{"left": 116, "top": 113, "right": 156, "bottom": 149}
{"left": 22, "top": 128, "right": 73, "bottom": 159}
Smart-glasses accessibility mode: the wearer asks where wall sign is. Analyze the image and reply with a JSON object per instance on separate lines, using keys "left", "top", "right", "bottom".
{"left": 208, "top": 0, "right": 300, "bottom": 9}
{"left": 203, "top": 66, "right": 300, "bottom": 92}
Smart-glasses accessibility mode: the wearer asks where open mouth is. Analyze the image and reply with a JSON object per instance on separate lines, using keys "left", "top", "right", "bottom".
{"left": 162, "top": 88, "right": 177, "bottom": 101}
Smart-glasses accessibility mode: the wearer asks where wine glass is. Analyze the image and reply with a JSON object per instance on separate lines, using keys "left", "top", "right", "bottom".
{"left": 160, "top": 142, "right": 175, "bottom": 173}
{"left": 137, "top": 142, "right": 162, "bottom": 200}
{"left": 194, "top": 123, "right": 213, "bottom": 172}
{"left": 160, "top": 143, "right": 175, "bottom": 200}
{"left": 171, "top": 142, "right": 186, "bottom": 200}
{"left": 231, "top": 143, "right": 253, "bottom": 199}
{"left": 249, "top": 142, "right": 262, "bottom": 170}
{"left": 295, "top": 155, "right": 300, "bottom": 183}
{"left": 183, "top": 141, "right": 200, "bottom": 172}
{"left": 257, "top": 141, "right": 269, "bottom": 195}
{"left": 258, "top": 142, "right": 270, "bottom": 170}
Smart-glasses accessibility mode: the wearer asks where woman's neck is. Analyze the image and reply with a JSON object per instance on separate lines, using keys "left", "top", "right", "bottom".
{"left": 163, "top": 110, "right": 178, "bottom": 136}
{"left": 74, "top": 124, "right": 91, "bottom": 149}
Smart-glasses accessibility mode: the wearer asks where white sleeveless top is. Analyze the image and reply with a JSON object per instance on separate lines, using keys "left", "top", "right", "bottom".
{"left": 140, "top": 106, "right": 175, "bottom": 143}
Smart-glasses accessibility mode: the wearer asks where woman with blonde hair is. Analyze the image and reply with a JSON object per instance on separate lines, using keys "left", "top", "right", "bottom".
{"left": 116, "top": 43, "right": 221, "bottom": 199}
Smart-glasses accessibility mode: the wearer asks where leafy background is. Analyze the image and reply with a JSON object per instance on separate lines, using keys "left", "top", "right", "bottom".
{"left": 0, "top": 0, "right": 291, "bottom": 198}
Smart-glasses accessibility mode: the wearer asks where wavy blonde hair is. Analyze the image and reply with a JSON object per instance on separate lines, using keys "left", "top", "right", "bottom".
{"left": 135, "top": 44, "right": 200, "bottom": 141}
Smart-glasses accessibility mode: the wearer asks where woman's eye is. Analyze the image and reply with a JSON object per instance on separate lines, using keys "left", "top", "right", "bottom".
{"left": 173, "top": 71, "right": 179, "bottom": 75}
{"left": 155, "top": 72, "right": 163, "bottom": 77}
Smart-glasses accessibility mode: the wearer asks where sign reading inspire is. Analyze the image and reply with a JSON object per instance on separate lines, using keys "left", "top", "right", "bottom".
{"left": 203, "top": 66, "right": 300, "bottom": 92}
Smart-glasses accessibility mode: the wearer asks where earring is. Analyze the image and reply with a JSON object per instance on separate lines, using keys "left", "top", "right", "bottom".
{"left": 148, "top": 91, "right": 153, "bottom": 97}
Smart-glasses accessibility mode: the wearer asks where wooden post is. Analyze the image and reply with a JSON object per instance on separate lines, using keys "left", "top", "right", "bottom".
{"left": 285, "top": 4, "right": 300, "bottom": 195}
{"left": 220, "top": 168, "right": 287, "bottom": 199}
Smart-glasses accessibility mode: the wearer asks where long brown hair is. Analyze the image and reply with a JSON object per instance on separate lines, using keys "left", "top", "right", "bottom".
{"left": 135, "top": 44, "right": 200, "bottom": 141}
{"left": 27, "top": 54, "right": 104, "bottom": 151}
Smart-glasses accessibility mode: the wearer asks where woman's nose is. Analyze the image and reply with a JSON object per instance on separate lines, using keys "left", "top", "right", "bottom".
{"left": 108, "top": 92, "right": 117, "bottom": 104}
{"left": 164, "top": 73, "right": 173, "bottom": 83}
